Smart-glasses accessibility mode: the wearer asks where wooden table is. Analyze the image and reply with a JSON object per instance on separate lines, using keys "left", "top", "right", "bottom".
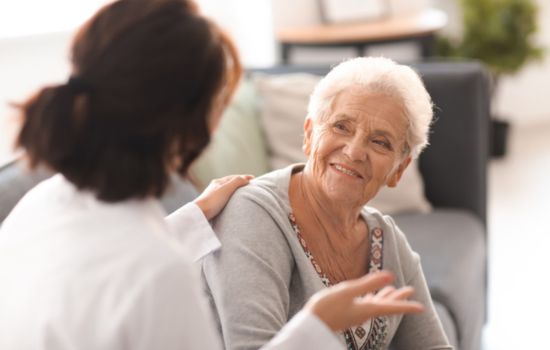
{"left": 276, "top": 8, "right": 447, "bottom": 63}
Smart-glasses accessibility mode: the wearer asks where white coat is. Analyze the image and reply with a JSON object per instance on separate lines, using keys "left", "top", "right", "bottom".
{"left": 0, "top": 175, "right": 342, "bottom": 350}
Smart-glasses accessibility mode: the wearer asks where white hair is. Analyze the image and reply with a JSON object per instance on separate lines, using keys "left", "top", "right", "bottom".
{"left": 307, "top": 57, "right": 433, "bottom": 159}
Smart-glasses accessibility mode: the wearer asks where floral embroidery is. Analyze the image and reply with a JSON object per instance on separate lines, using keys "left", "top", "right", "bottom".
{"left": 288, "top": 213, "right": 388, "bottom": 350}
{"left": 369, "top": 227, "right": 384, "bottom": 272}
{"left": 355, "top": 326, "right": 367, "bottom": 338}
{"left": 288, "top": 213, "right": 331, "bottom": 286}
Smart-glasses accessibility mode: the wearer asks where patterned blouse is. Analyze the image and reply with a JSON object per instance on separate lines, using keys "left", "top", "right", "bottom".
{"left": 288, "top": 213, "right": 388, "bottom": 350}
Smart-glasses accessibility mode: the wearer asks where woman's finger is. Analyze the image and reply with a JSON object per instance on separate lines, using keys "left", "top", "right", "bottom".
{"left": 214, "top": 175, "right": 236, "bottom": 185}
{"left": 226, "top": 175, "right": 253, "bottom": 189}
{"left": 337, "top": 271, "right": 394, "bottom": 298}
{"left": 385, "top": 286, "right": 415, "bottom": 301}
{"left": 231, "top": 174, "right": 254, "bottom": 183}
{"left": 373, "top": 285, "right": 396, "bottom": 300}
{"left": 360, "top": 300, "right": 424, "bottom": 317}
{"left": 222, "top": 174, "right": 254, "bottom": 185}
{"left": 210, "top": 174, "right": 253, "bottom": 188}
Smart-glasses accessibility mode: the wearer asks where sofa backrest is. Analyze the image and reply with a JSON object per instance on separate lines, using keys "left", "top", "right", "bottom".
{"left": 0, "top": 61, "right": 489, "bottom": 227}
{"left": 0, "top": 160, "right": 198, "bottom": 224}
{"left": 413, "top": 61, "right": 490, "bottom": 227}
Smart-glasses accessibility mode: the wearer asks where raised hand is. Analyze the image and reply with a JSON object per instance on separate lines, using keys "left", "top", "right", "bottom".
{"left": 305, "top": 270, "right": 424, "bottom": 332}
{"left": 193, "top": 175, "right": 254, "bottom": 220}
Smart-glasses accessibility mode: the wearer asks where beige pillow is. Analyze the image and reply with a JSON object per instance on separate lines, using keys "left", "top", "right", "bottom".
{"left": 253, "top": 73, "right": 431, "bottom": 215}
{"left": 189, "top": 80, "right": 270, "bottom": 189}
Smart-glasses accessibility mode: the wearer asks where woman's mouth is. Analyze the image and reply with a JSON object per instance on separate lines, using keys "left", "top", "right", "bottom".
{"left": 331, "top": 163, "right": 363, "bottom": 179}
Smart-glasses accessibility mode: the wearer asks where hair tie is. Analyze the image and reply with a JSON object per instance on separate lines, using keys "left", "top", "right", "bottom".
{"left": 66, "top": 76, "right": 94, "bottom": 93}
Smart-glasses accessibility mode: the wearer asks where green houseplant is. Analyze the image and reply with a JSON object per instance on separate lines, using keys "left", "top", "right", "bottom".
{"left": 437, "top": 0, "right": 544, "bottom": 156}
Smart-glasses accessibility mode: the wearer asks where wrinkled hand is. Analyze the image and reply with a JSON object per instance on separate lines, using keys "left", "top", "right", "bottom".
{"left": 305, "top": 271, "right": 424, "bottom": 332}
{"left": 193, "top": 175, "right": 254, "bottom": 220}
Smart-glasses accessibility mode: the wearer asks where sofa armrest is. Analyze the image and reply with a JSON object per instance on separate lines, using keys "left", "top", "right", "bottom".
{"left": 0, "top": 160, "right": 53, "bottom": 223}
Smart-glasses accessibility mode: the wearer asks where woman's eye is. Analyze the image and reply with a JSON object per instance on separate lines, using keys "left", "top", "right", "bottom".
{"left": 373, "top": 139, "right": 391, "bottom": 149}
{"left": 333, "top": 122, "right": 348, "bottom": 132}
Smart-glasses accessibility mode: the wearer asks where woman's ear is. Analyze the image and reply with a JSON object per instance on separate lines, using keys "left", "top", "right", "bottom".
{"left": 387, "top": 155, "right": 412, "bottom": 188}
{"left": 302, "top": 117, "right": 313, "bottom": 156}
{"left": 207, "top": 91, "right": 228, "bottom": 133}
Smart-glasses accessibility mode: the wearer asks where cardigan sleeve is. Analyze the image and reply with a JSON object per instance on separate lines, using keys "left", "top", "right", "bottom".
{"left": 167, "top": 196, "right": 343, "bottom": 350}
{"left": 201, "top": 193, "right": 343, "bottom": 350}
{"left": 387, "top": 218, "right": 454, "bottom": 350}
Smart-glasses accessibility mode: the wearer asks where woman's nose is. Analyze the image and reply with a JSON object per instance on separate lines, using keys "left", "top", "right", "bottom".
{"left": 343, "top": 137, "right": 367, "bottom": 162}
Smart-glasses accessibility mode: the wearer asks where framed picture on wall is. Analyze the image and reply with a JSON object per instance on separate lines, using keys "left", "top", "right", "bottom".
{"left": 319, "top": 0, "right": 389, "bottom": 24}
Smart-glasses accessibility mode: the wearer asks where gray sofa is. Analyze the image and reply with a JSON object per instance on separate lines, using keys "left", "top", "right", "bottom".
{"left": 0, "top": 61, "right": 489, "bottom": 350}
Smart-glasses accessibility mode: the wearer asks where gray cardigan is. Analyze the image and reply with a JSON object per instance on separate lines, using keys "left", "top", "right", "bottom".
{"left": 202, "top": 165, "right": 452, "bottom": 350}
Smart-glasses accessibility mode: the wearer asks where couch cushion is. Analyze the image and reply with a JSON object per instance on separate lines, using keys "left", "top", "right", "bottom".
{"left": 189, "top": 79, "right": 270, "bottom": 189}
{"left": 252, "top": 72, "right": 431, "bottom": 215}
{"left": 393, "top": 209, "right": 486, "bottom": 350}
{"left": 253, "top": 73, "right": 317, "bottom": 170}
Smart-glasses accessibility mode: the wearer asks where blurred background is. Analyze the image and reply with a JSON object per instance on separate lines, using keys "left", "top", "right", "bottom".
{"left": 1, "top": 0, "right": 549, "bottom": 161}
{"left": 1, "top": 0, "right": 549, "bottom": 349}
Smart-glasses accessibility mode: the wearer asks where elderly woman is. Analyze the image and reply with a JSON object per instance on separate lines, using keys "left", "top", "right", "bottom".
{"left": 202, "top": 57, "right": 452, "bottom": 350}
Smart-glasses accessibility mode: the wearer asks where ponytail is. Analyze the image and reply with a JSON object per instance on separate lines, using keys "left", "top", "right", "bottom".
{"left": 14, "top": 0, "right": 243, "bottom": 202}
{"left": 17, "top": 82, "right": 89, "bottom": 170}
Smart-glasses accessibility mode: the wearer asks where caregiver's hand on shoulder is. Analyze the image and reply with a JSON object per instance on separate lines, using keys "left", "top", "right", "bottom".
{"left": 305, "top": 270, "right": 424, "bottom": 332}
{"left": 194, "top": 175, "right": 254, "bottom": 220}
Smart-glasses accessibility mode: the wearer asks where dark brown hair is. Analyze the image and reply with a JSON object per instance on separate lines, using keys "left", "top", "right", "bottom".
{"left": 17, "top": 0, "right": 242, "bottom": 202}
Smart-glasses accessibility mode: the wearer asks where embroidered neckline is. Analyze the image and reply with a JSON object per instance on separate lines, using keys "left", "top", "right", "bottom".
{"left": 288, "top": 212, "right": 388, "bottom": 350}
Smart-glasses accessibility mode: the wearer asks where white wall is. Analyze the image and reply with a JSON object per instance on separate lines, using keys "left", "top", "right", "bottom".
{"left": 494, "top": 0, "right": 550, "bottom": 126}
{"left": 0, "top": 0, "right": 110, "bottom": 164}
{"left": 2, "top": 0, "right": 549, "bottom": 165}
{"left": 198, "top": 0, "right": 275, "bottom": 67}
{"left": 433, "top": 0, "right": 550, "bottom": 126}
{"left": 0, "top": 0, "right": 275, "bottom": 164}
{"left": 0, "top": 32, "right": 74, "bottom": 164}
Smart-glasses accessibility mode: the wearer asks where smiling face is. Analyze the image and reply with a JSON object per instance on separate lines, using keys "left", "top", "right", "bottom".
{"left": 302, "top": 87, "right": 412, "bottom": 207}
